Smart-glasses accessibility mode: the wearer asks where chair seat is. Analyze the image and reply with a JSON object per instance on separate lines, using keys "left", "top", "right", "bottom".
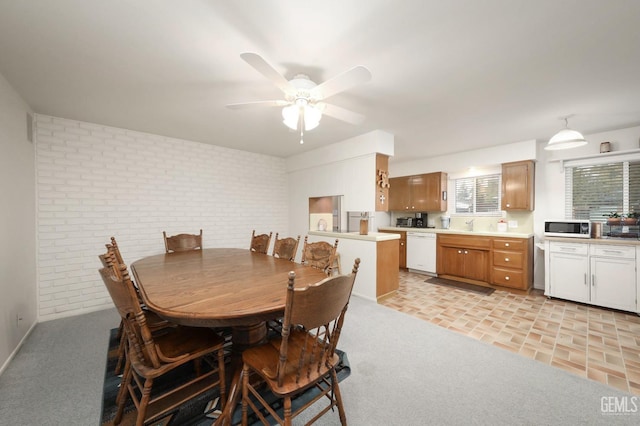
{"left": 242, "top": 330, "right": 339, "bottom": 396}
{"left": 135, "top": 326, "right": 224, "bottom": 377}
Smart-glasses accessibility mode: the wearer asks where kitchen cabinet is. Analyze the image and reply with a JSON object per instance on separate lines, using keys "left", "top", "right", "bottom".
{"left": 437, "top": 234, "right": 534, "bottom": 291}
{"left": 388, "top": 176, "right": 411, "bottom": 211}
{"left": 440, "top": 247, "right": 489, "bottom": 282}
{"left": 379, "top": 230, "right": 406, "bottom": 268}
{"left": 437, "top": 235, "right": 491, "bottom": 284}
{"left": 389, "top": 172, "right": 447, "bottom": 212}
{"left": 423, "top": 172, "right": 448, "bottom": 212}
{"left": 501, "top": 160, "right": 535, "bottom": 211}
{"left": 545, "top": 241, "right": 637, "bottom": 313}
{"left": 491, "top": 237, "right": 533, "bottom": 291}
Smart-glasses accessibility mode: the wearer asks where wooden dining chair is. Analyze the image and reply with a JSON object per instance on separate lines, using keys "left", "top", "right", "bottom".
{"left": 250, "top": 230, "right": 273, "bottom": 254}
{"left": 163, "top": 229, "right": 203, "bottom": 253}
{"left": 271, "top": 233, "right": 300, "bottom": 262}
{"left": 100, "top": 245, "right": 173, "bottom": 376}
{"left": 99, "top": 263, "right": 226, "bottom": 426}
{"left": 300, "top": 236, "right": 339, "bottom": 276}
{"left": 241, "top": 258, "right": 360, "bottom": 426}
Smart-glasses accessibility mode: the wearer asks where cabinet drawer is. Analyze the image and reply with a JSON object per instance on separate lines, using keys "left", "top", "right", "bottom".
{"left": 437, "top": 234, "right": 491, "bottom": 249}
{"left": 493, "top": 250, "right": 524, "bottom": 269}
{"left": 589, "top": 244, "right": 635, "bottom": 259}
{"left": 492, "top": 238, "right": 525, "bottom": 251}
{"left": 492, "top": 267, "right": 524, "bottom": 289}
{"left": 548, "top": 242, "right": 588, "bottom": 255}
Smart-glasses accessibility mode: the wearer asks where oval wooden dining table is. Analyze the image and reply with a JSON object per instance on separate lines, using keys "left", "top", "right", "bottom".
{"left": 130, "top": 248, "right": 329, "bottom": 425}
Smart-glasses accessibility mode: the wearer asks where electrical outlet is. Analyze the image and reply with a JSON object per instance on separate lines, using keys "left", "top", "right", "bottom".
{"left": 508, "top": 220, "right": 518, "bottom": 228}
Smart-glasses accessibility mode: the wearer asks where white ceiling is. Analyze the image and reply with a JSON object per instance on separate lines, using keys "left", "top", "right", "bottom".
{"left": 1, "top": 1, "right": 639, "bottom": 163}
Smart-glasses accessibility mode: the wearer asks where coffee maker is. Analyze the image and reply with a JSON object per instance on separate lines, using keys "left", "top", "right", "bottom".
{"left": 414, "top": 212, "right": 428, "bottom": 228}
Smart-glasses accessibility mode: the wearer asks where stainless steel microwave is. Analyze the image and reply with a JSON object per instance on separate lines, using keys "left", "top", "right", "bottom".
{"left": 544, "top": 220, "right": 591, "bottom": 238}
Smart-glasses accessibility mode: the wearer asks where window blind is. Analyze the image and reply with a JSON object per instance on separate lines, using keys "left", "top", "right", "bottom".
{"left": 455, "top": 174, "right": 500, "bottom": 214}
{"left": 565, "top": 160, "right": 640, "bottom": 220}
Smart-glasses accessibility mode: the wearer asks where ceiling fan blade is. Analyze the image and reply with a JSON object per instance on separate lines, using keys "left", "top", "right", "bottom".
{"left": 226, "top": 100, "right": 290, "bottom": 109}
{"left": 311, "top": 66, "right": 372, "bottom": 100}
{"left": 240, "top": 52, "right": 295, "bottom": 95}
{"left": 319, "top": 102, "right": 366, "bottom": 125}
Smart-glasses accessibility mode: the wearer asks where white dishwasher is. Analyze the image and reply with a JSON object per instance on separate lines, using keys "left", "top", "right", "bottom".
{"left": 406, "top": 232, "right": 437, "bottom": 275}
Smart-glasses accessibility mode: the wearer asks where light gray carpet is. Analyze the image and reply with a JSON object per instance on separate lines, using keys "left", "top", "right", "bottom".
{"left": 0, "top": 297, "right": 637, "bottom": 425}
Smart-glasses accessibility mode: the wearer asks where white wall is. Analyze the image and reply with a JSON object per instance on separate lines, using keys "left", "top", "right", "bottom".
{"left": 389, "top": 140, "right": 538, "bottom": 176}
{"left": 34, "top": 115, "right": 289, "bottom": 321}
{"left": 286, "top": 130, "right": 394, "bottom": 246}
{"left": 0, "top": 74, "right": 37, "bottom": 372}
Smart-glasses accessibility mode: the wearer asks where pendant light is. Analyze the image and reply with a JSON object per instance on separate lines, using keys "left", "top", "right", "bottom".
{"left": 545, "top": 115, "right": 588, "bottom": 150}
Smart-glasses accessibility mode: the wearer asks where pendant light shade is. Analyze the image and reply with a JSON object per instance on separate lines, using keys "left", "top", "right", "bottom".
{"left": 545, "top": 116, "right": 588, "bottom": 150}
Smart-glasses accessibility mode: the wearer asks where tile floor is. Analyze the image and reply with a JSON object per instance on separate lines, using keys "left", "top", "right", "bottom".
{"left": 379, "top": 270, "right": 640, "bottom": 395}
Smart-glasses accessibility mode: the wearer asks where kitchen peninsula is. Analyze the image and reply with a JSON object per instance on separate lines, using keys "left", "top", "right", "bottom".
{"left": 306, "top": 231, "right": 400, "bottom": 301}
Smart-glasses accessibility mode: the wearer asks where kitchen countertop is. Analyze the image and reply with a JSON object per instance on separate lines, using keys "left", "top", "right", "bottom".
{"left": 378, "top": 226, "right": 534, "bottom": 239}
{"left": 308, "top": 230, "right": 401, "bottom": 242}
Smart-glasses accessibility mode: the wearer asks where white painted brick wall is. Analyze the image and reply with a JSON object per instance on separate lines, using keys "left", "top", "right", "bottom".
{"left": 35, "top": 114, "right": 289, "bottom": 321}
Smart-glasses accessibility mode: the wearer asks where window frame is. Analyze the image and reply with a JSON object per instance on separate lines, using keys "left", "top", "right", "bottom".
{"left": 451, "top": 171, "right": 502, "bottom": 217}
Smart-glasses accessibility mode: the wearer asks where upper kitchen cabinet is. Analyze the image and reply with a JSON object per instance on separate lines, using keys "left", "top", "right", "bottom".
{"left": 389, "top": 172, "right": 448, "bottom": 212}
{"left": 501, "top": 160, "right": 535, "bottom": 211}
{"left": 388, "top": 176, "right": 411, "bottom": 211}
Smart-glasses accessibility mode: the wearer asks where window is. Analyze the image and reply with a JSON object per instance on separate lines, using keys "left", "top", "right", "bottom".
{"left": 565, "top": 160, "right": 640, "bottom": 220}
{"left": 454, "top": 174, "right": 501, "bottom": 214}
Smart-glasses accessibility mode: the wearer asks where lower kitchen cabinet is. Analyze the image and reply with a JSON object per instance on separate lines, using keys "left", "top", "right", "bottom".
{"left": 545, "top": 240, "right": 637, "bottom": 313}
{"left": 437, "top": 234, "right": 533, "bottom": 291}
{"left": 546, "top": 242, "right": 590, "bottom": 303}
{"left": 491, "top": 237, "right": 533, "bottom": 290}
{"left": 437, "top": 235, "right": 491, "bottom": 285}
{"left": 440, "top": 246, "right": 489, "bottom": 282}
{"left": 590, "top": 255, "right": 636, "bottom": 312}
{"left": 379, "top": 230, "right": 406, "bottom": 269}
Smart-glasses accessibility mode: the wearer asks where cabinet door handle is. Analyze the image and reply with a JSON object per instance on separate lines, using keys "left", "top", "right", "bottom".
{"left": 591, "top": 274, "right": 595, "bottom": 287}
{"left": 504, "top": 257, "right": 510, "bottom": 262}
{"left": 584, "top": 273, "right": 587, "bottom": 285}
{"left": 464, "top": 250, "right": 468, "bottom": 254}
{"left": 458, "top": 250, "right": 462, "bottom": 254}
{"left": 505, "top": 243, "right": 510, "bottom": 247}
{"left": 505, "top": 276, "right": 510, "bottom": 281}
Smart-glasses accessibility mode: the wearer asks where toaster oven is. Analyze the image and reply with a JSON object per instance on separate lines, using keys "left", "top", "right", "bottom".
{"left": 396, "top": 217, "right": 413, "bottom": 228}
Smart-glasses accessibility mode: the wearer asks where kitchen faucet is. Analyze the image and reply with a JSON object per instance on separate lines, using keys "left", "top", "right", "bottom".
{"left": 465, "top": 219, "right": 474, "bottom": 231}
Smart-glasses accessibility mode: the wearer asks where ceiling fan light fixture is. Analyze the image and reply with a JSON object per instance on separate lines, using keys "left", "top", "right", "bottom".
{"left": 281, "top": 103, "right": 322, "bottom": 131}
{"left": 303, "top": 104, "right": 321, "bottom": 130}
{"left": 545, "top": 116, "right": 588, "bottom": 150}
{"left": 282, "top": 105, "right": 299, "bottom": 130}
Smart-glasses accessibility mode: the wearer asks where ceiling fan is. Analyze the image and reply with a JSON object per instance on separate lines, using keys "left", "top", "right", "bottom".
{"left": 226, "top": 52, "right": 372, "bottom": 143}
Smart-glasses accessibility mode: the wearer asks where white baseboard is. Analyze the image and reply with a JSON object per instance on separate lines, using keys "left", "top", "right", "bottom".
{"left": 0, "top": 320, "right": 37, "bottom": 376}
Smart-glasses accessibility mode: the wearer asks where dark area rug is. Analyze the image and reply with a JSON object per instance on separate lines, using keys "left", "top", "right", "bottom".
{"left": 100, "top": 328, "right": 350, "bottom": 426}
{"left": 425, "top": 277, "right": 495, "bottom": 295}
